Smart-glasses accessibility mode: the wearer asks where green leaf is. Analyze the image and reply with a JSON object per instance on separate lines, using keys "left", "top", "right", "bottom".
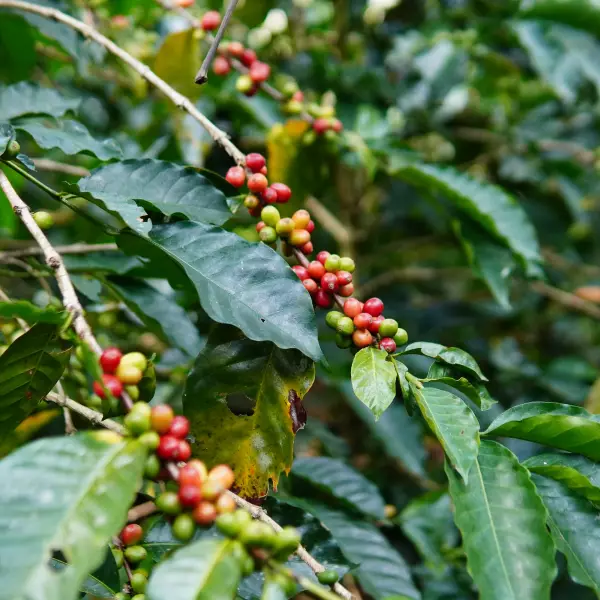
{"left": 392, "top": 163, "right": 542, "bottom": 275}
{"left": 14, "top": 118, "right": 122, "bottom": 160}
{"left": 0, "top": 122, "right": 16, "bottom": 154}
{"left": 147, "top": 537, "right": 241, "bottom": 600}
{"left": 398, "top": 491, "right": 458, "bottom": 575}
{"left": 410, "top": 384, "right": 479, "bottom": 482}
{"left": 183, "top": 325, "right": 315, "bottom": 498}
{"left": 0, "top": 322, "right": 71, "bottom": 436}
{"left": 144, "top": 222, "right": 322, "bottom": 362}
{"left": 0, "top": 433, "right": 147, "bottom": 600}
{"left": 291, "top": 456, "right": 386, "bottom": 519}
{"left": 351, "top": 347, "right": 397, "bottom": 419}
{"left": 446, "top": 440, "right": 556, "bottom": 600}
{"left": 484, "top": 402, "right": 600, "bottom": 460}
{"left": 400, "top": 341, "right": 487, "bottom": 382}
{"left": 52, "top": 550, "right": 120, "bottom": 598}
{"left": 424, "top": 362, "right": 496, "bottom": 410}
{"left": 519, "top": 0, "right": 600, "bottom": 36}
{"left": 261, "top": 577, "right": 288, "bottom": 600}
{"left": 524, "top": 453, "right": 600, "bottom": 505}
{"left": 107, "top": 278, "right": 202, "bottom": 357}
{"left": 62, "top": 251, "right": 144, "bottom": 275}
{"left": 0, "top": 81, "right": 79, "bottom": 120}
{"left": 75, "top": 159, "right": 231, "bottom": 232}
{"left": 532, "top": 474, "right": 600, "bottom": 595}
{"left": 0, "top": 300, "right": 67, "bottom": 324}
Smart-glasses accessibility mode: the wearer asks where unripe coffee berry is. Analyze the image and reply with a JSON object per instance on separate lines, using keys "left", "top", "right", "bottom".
{"left": 213, "top": 55, "right": 231, "bottom": 76}
{"left": 318, "top": 570, "right": 339, "bottom": 585}
{"left": 121, "top": 352, "right": 148, "bottom": 372}
{"left": 289, "top": 229, "right": 311, "bottom": 247}
{"left": 100, "top": 347, "right": 122, "bottom": 373}
{"left": 369, "top": 315, "right": 385, "bottom": 333}
{"left": 339, "top": 256, "right": 355, "bottom": 272}
{"left": 380, "top": 337, "right": 397, "bottom": 353}
{"left": 316, "top": 251, "right": 330, "bottom": 265}
{"left": 93, "top": 374, "right": 123, "bottom": 399}
{"left": 201, "top": 10, "right": 221, "bottom": 31}
{"left": 353, "top": 329, "right": 373, "bottom": 348}
{"left": 379, "top": 318, "right": 399, "bottom": 337}
{"left": 151, "top": 405, "right": 174, "bottom": 434}
{"left": 172, "top": 513, "right": 196, "bottom": 542}
{"left": 125, "top": 385, "right": 140, "bottom": 401}
{"left": 244, "top": 195, "right": 260, "bottom": 210}
{"left": 241, "top": 48, "right": 257, "bottom": 67}
{"left": 144, "top": 454, "right": 161, "bottom": 479}
{"left": 336, "top": 316, "right": 355, "bottom": 336}
{"left": 259, "top": 226, "right": 277, "bottom": 244}
{"left": 157, "top": 435, "right": 180, "bottom": 460}
{"left": 335, "top": 333, "right": 353, "bottom": 349}
{"left": 394, "top": 328, "right": 409, "bottom": 346}
{"left": 215, "top": 493, "right": 237, "bottom": 514}
{"left": 32, "top": 211, "right": 54, "bottom": 230}
{"left": 176, "top": 439, "right": 192, "bottom": 461}
{"left": 321, "top": 272, "right": 339, "bottom": 293}
{"left": 124, "top": 545, "right": 147, "bottom": 564}
{"left": 262, "top": 187, "right": 278, "bottom": 204}
{"left": 248, "top": 173, "right": 268, "bottom": 193}
{"left": 193, "top": 501, "right": 218, "bottom": 526}
{"left": 235, "top": 75, "right": 254, "bottom": 94}
{"left": 116, "top": 364, "right": 143, "bottom": 385}
{"left": 276, "top": 218, "right": 295, "bottom": 237}
{"left": 343, "top": 298, "right": 363, "bottom": 318}
{"left": 246, "top": 153, "right": 266, "bottom": 173}
{"left": 261, "top": 205, "right": 280, "bottom": 226}
{"left": 121, "top": 523, "right": 143, "bottom": 546}
{"left": 324, "top": 254, "right": 341, "bottom": 272}
{"left": 124, "top": 409, "right": 151, "bottom": 436}
{"left": 3, "top": 139, "right": 20, "bottom": 159}
{"left": 308, "top": 261, "right": 326, "bottom": 279}
{"left": 292, "top": 209, "right": 311, "bottom": 229}
{"left": 353, "top": 312, "right": 373, "bottom": 329}
{"left": 179, "top": 484, "right": 202, "bottom": 508}
{"left": 325, "top": 310, "right": 344, "bottom": 329}
{"left": 315, "top": 289, "right": 333, "bottom": 308}
{"left": 249, "top": 61, "right": 271, "bottom": 83}
{"left": 292, "top": 265, "right": 310, "bottom": 280}
{"left": 130, "top": 572, "right": 147, "bottom": 593}
{"left": 271, "top": 183, "right": 292, "bottom": 203}
{"left": 156, "top": 491, "right": 182, "bottom": 515}
{"left": 169, "top": 415, "right": 190, "bottom": 439}
{"left": 208, "top": 464, "right": 235, "bottom": 489}
{"left": 363, "top": 297, "right": 384, "bottom": 317}
{"left": 226, "top": 166, "right": 246, "bottom": 188}
{"left": 303, "top": 279, "right": 318, "bottom": 294}
{"left": 339, "top": 283, "right": 354, "bottom": 297}
{"left": 336, "top": 271, "right": 352, "bottom": 285}
{"left": 301, "top": 241, "right": 313, "bottom": 254}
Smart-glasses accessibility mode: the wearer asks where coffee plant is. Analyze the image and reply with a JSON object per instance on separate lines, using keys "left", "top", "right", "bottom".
{"left": 3, "top": 0, "right": 600, "bottom": 598}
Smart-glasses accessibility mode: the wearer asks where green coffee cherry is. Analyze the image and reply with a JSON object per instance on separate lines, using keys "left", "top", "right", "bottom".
{"left": 236, "top": 74, "right": 254, "bottom": 93}
{"left": 131, "top": 595, "right": 145, "bottom": 600}
{"left": 121, "top": 352, "right": 148, "bottom": 372}
{"left": 335, "top": 333, "right": 353, "bottom": 349}
{"left": 273, "top": 526, "right": 301, "bottom": 559}
{"left": 242, "top": 554, "right": 255, "bottom": 576}
{"left": 86, "top": 394, "right": 103, "bottom": 411}
{"left": 32, "top": 211, "right": 54, "bottom": 230}
{"left": 138, "top": 431, "right": 160, "bottom": 450}
{"left": 259, "top": 226, "right": 277, "bottom": 244}
{"left": 379, "top": 319, "right": 398, "bottom": 337}
{"left": 130, "top": 572, "right": 147, "bottom": 593}
{"left": 125, "top": 385, "right": 140, "bottom": 401}
{"left": 124, "top": 545, "right": 147, "bottom": 564}
{"left": 393, "top": 328, "right": 408, "bottom": 346}
{"left": 156, "top": 491, "right": 182, "bottom": 515}
{"left": 317, "top": 569, "right": 339, "bottom": 585}
{"left": 336, "top": 316, "right": 355, "bottom": 336}
{"left": 339, "top": 256, "right": 355, "bottom": 272}
{"left": 281, "top": 79, "right": 299, "bottom": 97}
{"left": 285, "top": 100, "right": 303, "bottom": 115}
{"left": 275, "top": 217, "right": 295, "bottom": 237}
{"left": 3, "top": 139, "right": 20, "bottom": 159}
{"left": 239, "top": 521, "right": 277, "bottom": 548}
{"left": 172, "top": 513, "right": 196, "bottom": 542}
{"left": 124, "top": 409, "right": 151, "bottom": 436}
{"left": 261, "top": 206, "right": 281, "bottom": 227}
{"left": 325, "top": 311, "right": 343, "bottom": 329}
{"left": 324, "top": 254, "right": 341, "bottom": 272}
{"left": 144, "top": 454, "right": 161, "bottom": 479}
{"left": 216, "top": 512, "right": 243, "bottom": 538}
{"left": 274, "top": 573, "right": 297, "bottom": 596}
{"left": 114, "top": 593, "right": 130, "bottom": 600}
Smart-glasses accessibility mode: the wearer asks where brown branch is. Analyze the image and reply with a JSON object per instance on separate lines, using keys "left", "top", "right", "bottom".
{"left": 127, "top": 501, "right": 157, "bottom": 522}
{"left": 32, "top": 158, "right": 90, "bottom": 177}
{"left": 0, "top": 242, "right": 118, "bottom": 259}
{"left": 531, "top": 281, "right": 600, "bottom": 320}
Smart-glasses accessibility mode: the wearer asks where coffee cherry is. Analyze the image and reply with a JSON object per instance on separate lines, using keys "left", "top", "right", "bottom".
{"left": 379, "top": 318, "right": 399, "bottom": 337}
{"left": 343, "top": 298, "right": 363, "bottom": 318}
{"left": 87, "top": 394, "right": 103, "bottom": 411}
{"left": 169, "top": 415, "right": 190, "bottom": 439}
{"left": 260, "top": 166, "right": 268, "bottom": 175}
{"left": 394, "top": 328, "right": 409, "bottom": 346}
{"left": 336, "top": 271, "right": 352, "bottom": 286}
{"left": 176, "top": 439, "right": 192, "bottom": 461}
{"left": 3, "top": 139, "right": 20, "bottom": 159}
{"left": 325, "top": 310, "right": 343, "bottom": 329}
{"left": 213, "top": 55, "right": 230, "bottom": 75}
{"left": 124, "top": 545, "right": 147, "bottom": 564}
{"left": 339, "top": 283, "right": 354, "bottom": 297}
{"left": 307, "top": 261, "right": 325, "bottom": 279}
{"left": 131, "top": 594, "right": 146, "bottom": 600}
{"left": 271, "top": 182, "right": 292, "bottom": 203}
{"left": 193, "top": 501, "right": 218, "bottom": 526}
{"left": 261, "top": 205, "right": 280, "bottom": 227}
{"left": 151, "top": 405, "right": 174, "bottom": 434}
{"left": 292, "top": 265, "right": 310, "bottom": 281}
{"left": 379, "top": 337, "right": 397, "bottom": 353}
{"left": 177, "top": 0, "right": 194, "bottom": 6}
{"left": 301, "top": 241, "right": 313, "bottom": 254}
{"left": 227, "top": 41, "right": 244, "bottom": 57}
{"left": 262, "top": 187, "right": 278, "bottom": 204}
{"left": 249, "top": 61, "right": 271, "bottom": 83}
{"left": 248, "top": 173, "right": 268, "bottom": 194}
{"left": 313, "top": 118, "right": 330, "bottom": 135}
{"left": 354, "top": 312, "right": 373, "bottom": 329}
{"left": 273, "top": 526, "right": 301, "bottom": 557}
{"left": 292, "top": 209, "right": 311, "bottom": 229}
{"left": 215, "top": 493, "right": 237, "bottom": 514}
{"left": 208, "top": 464, "right": 235, "bottom": 489}
{"left": 246, "top": 153, "right": 266, "bottom": 173}
{"left": 235, "top": 75, "right": 254, "bottom": 94}
{"left": 156, "top": 491, "right": 182, "bottom": 515}
{"left": 226, "top": 166, "right": 246, "bottom": 188}
{"left": 318, "top": 570, "right": 339, "bottom": 585}
{"left": 316, "top": 251, "right": 330, "bottom": 265}
{"left": 240, "top": 48, "right": 257, "bottom": 67}
{"left": 202, "top": 480, "right": 224, "bottom": 501}
{"left": 321, "top": 272, "right": 339, "bottom": 293}
{"left": 289, "top": 229, "right": 311, "bottom": 247}
{"left": 124, "top": 406, "right": 151, "bottom": 436}
{"left": 240, "top": 522, "right": 277, "bottom": 548}
{"left": 121, "top": 352, "right": 148, "bottom": 372}
{"left": 276, "top": 218, "right": 295, "bottom": 237}
{"left": 306, "top": 220, "right": 315, "bottom": 233}
{"left": 144, "top": 454, "right": 161, "bottom": 479}
{"left": 352, "top": 329, "right": 373, "bottom": 348}
{"left": 178, "top": 464, "right": 201, "bottom": 487}
{"left": 121, "top": 524, "right": 143, "bottom": 546}
{"left": 335, "top": 315, "right": 355, "bottom": 336}
{"left": 32, "top": 211, "right": 54, "bottom": 230}
{"left": 179, "top": 484, "right": 202, "bottom": 508}
{"left": 324, "top": 254, "right": 341, "bottom": 272}
{"left": 332, "top": 119, "right": 343, "bottom": 133}
{"left": 201, "top": 10, "right": 221, "bottom": 31}
{"left": 113, "top": 593, "right": 128, "bottom": 600}
{"left": 259, "top": 226, "right": 277, "bottom": 244}
{"left": 116, "top": 364, "right": 143, "bottom": 385}
{"left": 157, "top": 435, "right": 180, "bottom": 460}
{"left": 126, "top": 385, "right": 140, "bottom": 401}
{"left": 339, "top": 256, "right": 355, "bottom": 272}
{"left": 363, "top": 297, "right": 384, "bottom": 317}
{"left": 248, "top": 205, "right": 262, "bottom": 218}
{"left": 315, "top": 289, "right": 333, "bottom": 308}
{"left": 188, "top": 459, "right": 208, "bottom": 481}
{"left": 368, "top": 315, "right": 384, "bottom": 333}
{"left": 100, "top": 347, "right": 122, "bottom": 373}
{"left": 93, "top": 374, "right": 123, "bottom": 399}
{"left": 244, "top": 195, "right": 260, "bottom": 210}
{"left": 130, "top": 572, "right": 147, "bottom": 593}
{"left": 303, "top": 279, "right": 318, "bottom": 294}
{"left": 216, "top": 512, "right": 242, "bottom": 537}
{"left": 335, "top": 333, "right": 353, "bottom": 348}
{"left": 172, "top": 513, "right": 196, "bottom": 542}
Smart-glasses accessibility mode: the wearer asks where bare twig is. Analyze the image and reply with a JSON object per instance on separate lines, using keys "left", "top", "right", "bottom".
{"left": 32, "top": 158, "right": 90, "bottom": 177}
{"left": 0, "top": 242, "right": 119, "bottom": 259}
{"left": 531, "top": 281, "right": 600, "bottom": 320}
{"left": 127, "top": 501, "right": 158, "bottom": 522}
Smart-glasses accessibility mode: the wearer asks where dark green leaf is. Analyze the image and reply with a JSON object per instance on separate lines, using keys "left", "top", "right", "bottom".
{"left": 0, "top": 433, "right": 146, "bottom": 600}
{"left": 351, "top": 347, "right": 397, "bottom": 419}
{"left": 0, "top": 300, "right": 67, "bottom": 324}
{"left": 15, "top": 118, "right": 122, "bottom": 160}
{"left": 0, "top": 322, "right": 71, "bottom": 436}
{"left": 392, "top": 163, "right": 542, "bottom": 275}
{"left": 62, "top": 251, "right": 144, "bottom": 275}
{"left": 147, "top": 538, "right": 242, "bottom": 600}
{"left": 532, "top": 473, "right": 600, "bottom": 595}
{"left": 484, "top": 402, "right": 600, "bottom": 460}
{"left": 0, "top": 81, "right": 79, "bottom": 120}
{"left": 519, "top": 0, "right": 600, "bottom": 36}
{"left": 400, "top": 341, "right": 487, "bottom": 382}
{"left": 0, "top": 122, "right": 15, "bottom": 154}
{"left": 291, "top": 456, "right": 386, "bottom": 519}
{"left": 410, "top": 383, "right": 479, "bottom": 482}
{"left": 446, "top": 440, "right": 556, "bottom": 600}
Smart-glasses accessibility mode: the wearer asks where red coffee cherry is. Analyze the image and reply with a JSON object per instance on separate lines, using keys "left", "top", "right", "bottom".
{"left": 292, "top": 90, "right": 304, "bottom": 102}
{"left": 303, "top": 279, "right": 318, "bottom": 294}
{"left": 227, "top": 41, "right": 245, "bottom": 57}
{"left": 241, "top": 49, "right": 257, "bottom": 67}
{"left": 315, "top": 289, "right": 333, "bottom": 308}
{"left": 332, "top": 119, "right": 343, "bottom": 133}
{"left": 256, "top": 221, "right": 266, "bottom": 232}
{"left": 179, "top": 484, "right": 202, "bottom": 508}
{"left": 247, "top": 174, "right": 268, "bottom": 194}
{"left": 120, "top": 524, "right": 143, "bottom": 546}
{"left": 169, "top": 416, "right": 190, "bottom": 439}
{"left": 321, "top": 272, "right": 339, "bottom": 293}
{"left": 336, "top": 271, "right": 352, "bottom": 286}
{"left": 338, "top": 283, "right": 354, "bottom": 297}
{"left": 193, "top": 501, "right": 218, "bottom": 525}
{"left": 260, "top": 166, "right": 268, "bottom": 175}
{"left": 93, "top": 374, "right": 123, "bottom": 399}
{"left": 246, "top": 153, "right": 266, "bottom": 173}
{"left": 313, "top": 118, "right": 330, "bottom": 135}
{"left": 226, "top": 166, "right": 246, "bottom": 188}
{"left": 201, "top": 10, "right": 221, "bottom": 31}
{"left": 292, "top": 265, "right": 310, "bottom": 280}
{"left": 213, "top": 56, "right": 231, "bottom": 76}
{"left": 379, "top": 337, "right": 397, "bottom": 353}
{"left": 270, "top": 183, "right": 292, "bottom": 203}
{"left": 352, "top": 329, "right": 373, "bottom": 348}
{"left": 316, "top": 251, "right": 330, "bottom": 265}
{"left": 179, "top": 464, "right": 203, "bottom": 487}
{"left": 301, "top": 241, "right": 313, "bottom": 255}
{"left": 176, "top": 440, "right": 192, "bottom": 461}
{"left": 368, "top": 315, "right": 385, "bottom": 333}
{"left": 363, "top": 297, "right": 384, "bottom": 317}
{"left": 249, "top": 61, "right": 271, "bottom": 83}
{"left": 308, "top": 260, "right": 326, "bottom": 279}
{"left": 262, "top": 187, "right": 278, "bottom": 204}
{"left": 157, "top": 435, "right": 180, "bottom": 460}
{"left": 353, "top": 312, "right": 373, "bottom": 329}
{"left": 100, "top": 347, "right": 122, "bottom": 374}
{"left": 151, "top": 405, "right": 174, "bottom": 434}
{"left": 306, "top": 220, "right": 315, "bottom": 233}
{"left": 343, "top": 298, "right": 363, "bottom": 318}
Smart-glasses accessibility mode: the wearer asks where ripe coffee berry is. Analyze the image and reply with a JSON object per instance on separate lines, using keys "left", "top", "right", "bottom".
{"left": 246, "top": 153, "right": 266, "bottom": 172}
{"left": 100, "top": 347, "right": 122, "bottom": 373}
{"left": 169, "top": 415, "right": 190, "bottom": 439}
{"left": 315, "top": 289, "right": 333, "bottom": 308}
{"left": 321, "top": 272, "right": 339, "bottom": 293}
{"left": 193, "top": 501, "right": 218, "bottom": 526}
{"left": 354, "top": 312, "right": 373, "bottom": 329}
{"left": 227, "top": 41, "right": 244, "bottom": 57}
{"left": 93, "top": 374, "right": 123, "bottom": 399}
{"left": 262, "top": 187, "right": 278, "bottom": 204}
{"left": 379, "top": 318, "right": 399, "bottom": 337}
{"left": 201, "top": 10, "right": 221, "bottom": 31}
{"left": 179, "top": 484, "right": 202, "bottom": 508}
{"left": 324, "top": 254, "right": 341, "bottom": 272}
{"left": 368, "top": 315, "right": 385, "bottom": 334}
{"left": 353, "top": 329, "right": 373, "bottom": 348}
{"left": 213, "top": 56, "right": 231, "bottom": 75}
{"left": 292, "top": 209, "right": 311, "bottom": 229}
{"left": 157, "top": 435, "right": 180, "bottom": 460}
{"left": 215, "top": 493, "right": 236, "bottom": 514}
{"left": 260, "top": 166, "right": 268, "bottom": 175}
{"left": 179, "top": 464, "right": 203, "bottom": 487}
{"left": 289, "top": 229, "right": 311, "bottom": 247}
{"left": 256, "top": 221, "right": 266, "bottom": 232}
{"left": 313, "top": 118, "right": 330, "bottom": 134}
{"left": 248, "top": 173, "right": 268, "bottom": 193}
{"left": 176, "top": 439, "right": 192, "bottom": 461}
{"left": 308, "top": 260, "right": 326, "bottom": 279}
{"left": 343, "top": 298, "right": 363, "bottom": 318}
{"left": 208, "top": 464, "right": 235, "bottom": 489}
{"left": 363, "top": 297, "right": 384, "bottom": 317}
{"left": 121, "top": 524, "right": 143, "bottom": 546}
{"left": 226, "top": 166, "right": 246, "bottom": 187}
{"left": 241, "top": 48, "right": 257, "bottom": 67}
{"left": 301, "top": 241, "right": 314, "bottom": 254}
{"left": 380, "top": 337, "right": 397, "bottom": 353}
{"left": 337, "top": 271, "right": 353, "bottom": 286}
{"left": 306, "top": 220, "right": 315, "bottom": 233}
{"left": 316, "top": 251, "right": 330, "bottom": 265}
{"left": 188, "top": 459, "right": 208, "bottom": 481}
{"left": 339, "top": 283, "right": 354, "bottom": 297}
{"left": 292, "top": 265, "right": 310, "bottom": 280}
{"left": 271, "top": 183, "right": 292, "bottom": 203}
{"left": 261, "top": 205, "right": 280, "bottom": 227}
{"left": 151, "top": 405, "right": 174, "bottom": 434}
{"left": 303, "top": 279, "right": 318, "bottom": 294}
{"left": 249, "top": 61, "right": 271, "bottom": 83}
{"left": 332, "top": 119, "right": 343, "bottom": 133}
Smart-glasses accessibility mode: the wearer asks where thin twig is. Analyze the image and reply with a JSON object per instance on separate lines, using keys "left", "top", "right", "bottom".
{"left": 56, "top": 382, "right": 76, "bottom": 434}
{"left": 32, "top": 158, "right": 90, "bottom": 177}
{"left": 531, "top": 281, "right": 600, "bottom": 320}
{"left": 127, "top": 501, "right": 158, "bottom": 522}
{"left": 0, "top": 242, "right": 119, "bottom": 259}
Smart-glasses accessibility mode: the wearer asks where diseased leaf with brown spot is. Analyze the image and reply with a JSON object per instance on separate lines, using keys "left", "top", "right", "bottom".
{"left": 183, "top": 325, "right": 315, "bottom": 498}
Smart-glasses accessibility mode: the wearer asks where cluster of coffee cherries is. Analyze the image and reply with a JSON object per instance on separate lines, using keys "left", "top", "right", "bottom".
{"left": 257, "top": 206, "right": 315, "bottom": 255}
{"left": 113, "top": 523, "right": 151, "bottom": 599}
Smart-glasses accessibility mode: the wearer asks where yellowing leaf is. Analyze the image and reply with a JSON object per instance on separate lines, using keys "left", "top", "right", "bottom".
{"left": 154, "top": 29, "right": 201, "bottom": 99}
{"left": 267, "top": 120, "right": 310, "bottom": 184}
